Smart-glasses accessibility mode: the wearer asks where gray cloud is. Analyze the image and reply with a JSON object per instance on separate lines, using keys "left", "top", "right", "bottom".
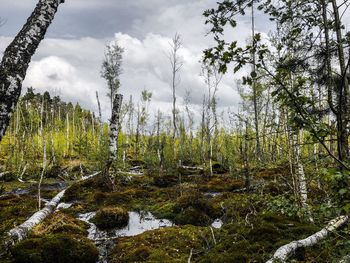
{"left": 0, "top": 0, "right": 292, "bottom": 125}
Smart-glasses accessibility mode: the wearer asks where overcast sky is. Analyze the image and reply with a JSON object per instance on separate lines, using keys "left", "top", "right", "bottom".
{"left": 2, "top": 0, "right": 346, "bottom": 125}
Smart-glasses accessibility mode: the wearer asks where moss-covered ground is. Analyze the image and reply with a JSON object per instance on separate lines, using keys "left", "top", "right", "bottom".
{"left": 1, "top": 164, "right": 350, "bottom": 262}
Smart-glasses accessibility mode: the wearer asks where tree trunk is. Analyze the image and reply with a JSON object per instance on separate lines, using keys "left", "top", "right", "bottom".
{"left": 331, "top": 0, "right": 350, "bottom": 162}
{"left": 108, "top": 94, "right": 123, "bottom": 164}
{"left": 293, "top": 132, "right": 313, "bottom": 222}
{"left": 96, "top": 91, "right": 103, "bottom": 143}
{"left": 251, "top": 1, "right": 261, "bottom": 162}
{"left": 0, "top": 0, "right": 65, "bottom": 142}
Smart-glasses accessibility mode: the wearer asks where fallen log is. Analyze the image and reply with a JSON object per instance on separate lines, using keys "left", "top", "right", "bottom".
{"left": 5, "top": 189, "right": 66, "bottom": 247}
{"left": 266, "top": 215, "right": 348, "bottom": 263}
{"left": 4, "top": 171, "right": 101, "bottom": 249}
{"left": 180, "top": 165, "right": 204, "bottom": 171}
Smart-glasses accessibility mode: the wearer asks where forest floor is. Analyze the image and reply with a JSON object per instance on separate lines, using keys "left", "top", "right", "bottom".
{"left": 0, "top": 161, "right": 349, "bottom": 262}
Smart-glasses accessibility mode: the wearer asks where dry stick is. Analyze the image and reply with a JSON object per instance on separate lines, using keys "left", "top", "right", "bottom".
{"left": 210, "top": 226, "right": 217, "bottom": 245}
{"left": 266, "top": 215, "right": 348, "bottom": 263}
{"left": 18, "top": 164, "right": 27, "bottom": 182}
{"left": 4, "top": 171, "right": 101, "bottom": 249}
{"left": 188, "top": 248, "right": 193, "bottom": 263}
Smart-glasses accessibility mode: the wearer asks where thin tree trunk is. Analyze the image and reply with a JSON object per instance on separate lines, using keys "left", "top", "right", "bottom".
{"left": 331, "top": 0, "right": 350, "bottom": 162}
{"left": 96, "top": 91, "right": 103, "bottom": 143}
{"left": 251, "top": 1, "right": 261, "bottom": 162}
{"left": 108, "top": 94, "right": 123, "bottom": 164}
{"left": 38, "top": 97, "right": 46, "bottom": 210}
{"left": 293, "top": 131, "right": 313, "bottom": 222}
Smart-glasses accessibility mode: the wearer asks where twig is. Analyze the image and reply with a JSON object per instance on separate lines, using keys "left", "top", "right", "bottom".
{"left": 188, "top": 248, "right": 193, "bottom": 263}
{"left": 209, "top": 226, "right": 217, "bottom": 245}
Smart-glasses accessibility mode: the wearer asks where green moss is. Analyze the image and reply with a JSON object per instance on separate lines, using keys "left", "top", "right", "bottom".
{"left": 92, "top": 207, "right": 129, "bottom": 230}
{"left": 148, "top": 202, "right": 176, "bottom": 219}
{"left": 110, "top": 225, "right": 210, "bottom": 263}
{"left": 174, "top": 207, "right": 211, "bottom": 226}
{"left": 197, "top": 175, "right": 245, "bottom": 192}
{"left": 171, "top": 191, "right": 221, "bottom": 226}
{"left": 0, "top": 194, "right": 37, "bottom": 239}
{"left": 11, "top": 234, "right": 98, "bottom": 263}
{"left": 199, "top": 213, "right": 319, "bottom": 262}
{"left": 153, "top": 174, "right": 179, "bottom": 187}
{"left": 32, "top": 212, "right": 88, "bottom": 236}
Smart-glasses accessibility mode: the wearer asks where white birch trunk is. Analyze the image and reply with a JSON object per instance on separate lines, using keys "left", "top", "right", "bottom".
{"left": 266, "top": 215, "right": 348, "bottom": 263}
{"left": 0, "top": 0, "right": 64, "bottom": 142}
{"left": 293, "top": 132, "right": 313, "bottom": 222}
{"left": 108, "top": 94, "right": 123, "bottom": 163}
{"left": 96, "top": 91, "right": 103, "bottom": 142}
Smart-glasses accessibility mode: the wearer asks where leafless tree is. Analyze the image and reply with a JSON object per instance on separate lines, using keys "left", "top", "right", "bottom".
{"left": 167, "top": 33, "right": 183, "bottom": 149}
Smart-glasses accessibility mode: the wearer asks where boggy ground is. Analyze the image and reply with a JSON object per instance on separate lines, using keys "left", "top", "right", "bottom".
{"left": 1, "top": 163, "right": 349, "bottom": 262}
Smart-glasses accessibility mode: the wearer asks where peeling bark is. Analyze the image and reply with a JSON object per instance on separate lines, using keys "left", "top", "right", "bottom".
{"left": 266, "top": 215, "right": 348, "bottom": 263}
{"left": 293, "top": 133, "right": 313, "bottom": 222}
{"left": 0, "top": 0, "right": 64, "bottom": 142}
{"left": 108, "top": 94, "right": 123, "bottom": 164}
{"left": 99, "top": 94, "right": 123, "bottom": 191}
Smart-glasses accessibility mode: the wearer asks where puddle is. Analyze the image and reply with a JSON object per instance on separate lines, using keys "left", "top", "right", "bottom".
{"left": 56, "top": 202, "right": 73, "bottom": 211}
{"left": 204, "top": 192, "right": 222, "bottom": 198}
{"left": 211, "top": 218, "right": 223, "bottom": 229}
{"left": 77, "top": 211, "right": 173, "bottom": 263}
{"left": 9, "top": 188, "right": 30, "bottom": 195}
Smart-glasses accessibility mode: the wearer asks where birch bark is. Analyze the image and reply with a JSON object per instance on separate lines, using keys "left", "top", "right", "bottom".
{"left": 0, "top": 0, "right": 65, "bottom": 141}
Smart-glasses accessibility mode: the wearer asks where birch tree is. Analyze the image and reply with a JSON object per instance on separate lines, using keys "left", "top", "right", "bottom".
{"left": 0, "top": 0, "right": 65, "bottom": 142}
{"left": 101, "top": 43, "right": 124, "bottom": 111}
{"left": 167, "top": 33, "right": 183, "bottom": 159}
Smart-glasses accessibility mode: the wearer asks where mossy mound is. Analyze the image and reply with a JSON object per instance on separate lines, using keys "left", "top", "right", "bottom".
{"left": 92, "top": 207, "right": 129, "bottom": 230}
{"left": 172, "top": 191, "right": 221, "bottom": 226}
{"left": 32, "top": 212, "right": 88, "bottom": 236}
{"left": 11, "top": 234, "right": 98, "bottom": 263}
{"left": 148, "top": 201, "right": 176, "bottom": 219}
{"left": 109, "top": 225, "right": 210, "bottom": 263}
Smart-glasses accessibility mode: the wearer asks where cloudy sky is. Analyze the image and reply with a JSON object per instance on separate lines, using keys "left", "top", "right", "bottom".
{"left": 0, "top": 0, "right": 287, "bottom": 124}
